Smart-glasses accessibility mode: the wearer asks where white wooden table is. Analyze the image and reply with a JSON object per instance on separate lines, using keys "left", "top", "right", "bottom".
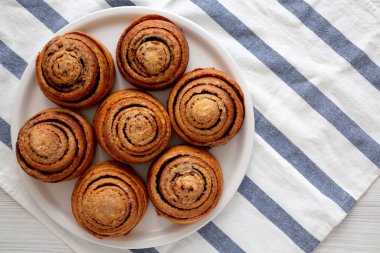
{"left": 1, "top": 1, "right": 380, "bottom": 252}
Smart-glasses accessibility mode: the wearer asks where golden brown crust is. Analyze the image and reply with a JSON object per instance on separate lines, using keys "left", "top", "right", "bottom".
{"left": 147, "top": 145, "right": 223, "bottom": 224}
{"left": 16, "top": 108, "right": 95, "bottom": 183}
{"left": 116, "top": 14, "right": 189, "bottom": 90}
{"left": 168, "top": 68, "right": 245, "bottom": 147}
{"left": 71, "top": 161, "right": 148, "bottom": 238}
{"left": 93, "top": 89, "right": 172, "bottom": 164}
{"left": 36, "top": 31, "right": 115, "bottom": 109}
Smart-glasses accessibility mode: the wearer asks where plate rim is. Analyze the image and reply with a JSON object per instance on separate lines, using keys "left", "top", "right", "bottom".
{"left": 11, "top": 6, "right": 255, "bottom": 249}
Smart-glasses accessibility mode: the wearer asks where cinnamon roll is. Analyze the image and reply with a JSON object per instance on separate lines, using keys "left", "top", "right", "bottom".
{"left": 168, "top": 68, "right": 245, "bottom": 147}
{"left": 93, "top": 89, "right": 172, "bottom": 164}
{"left": 116, "top": 15, "right": 189, "bottom": 90}
{"left": 16, "top": 108, "right": 95, "bottom": 183}
{"left": 147, "top": 145, "right": 223, "bottom": 224}
{"left": 36, "top": 31, "right": 115, "bottom": 108}
{"left": 72, "top": 161, "right": 148, "bottom": 238}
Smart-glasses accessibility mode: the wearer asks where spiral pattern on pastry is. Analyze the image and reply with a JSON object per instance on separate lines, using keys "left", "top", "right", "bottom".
{"left": 36, "top": 31, "right": 115, "bottom": 108}
{"left": 168, "top": 68, "right": 245, "bottom": 147}
{"left": 72, "top": 161, "right": 148, "bottom": 238}
{"left": 116, "top": 14, "right": 189, "bottom": 90}
{"left": 16, "top": 108, "right": 95, "bottom": 183}
{"left": 93, "top": 89, "right": 172, "bottom": 164}
{"left": 147, "top": 145, "right": 223, "bottom": 224}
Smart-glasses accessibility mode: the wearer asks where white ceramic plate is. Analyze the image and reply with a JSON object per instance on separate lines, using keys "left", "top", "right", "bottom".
{"left": 11, "top": 7, "right": 254, "bottom": 249}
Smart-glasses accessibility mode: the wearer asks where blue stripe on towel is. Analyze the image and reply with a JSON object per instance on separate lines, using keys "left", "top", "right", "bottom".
{"left": 191, "top": 0, "right": 380, "bottom": 168}
{"left": 0, "top": 117, "right": 12, "bottom": 149}
{"left": 254, "top": 108, "right": 356, "bottom": 212}
{"left": 198, "top": 222, "right": 244, "bottom": 253}
{"left": 278, "top": 0, "right": 380, "bottom": 91}
{"left": 106, "top": 0, "right": 135, "bottom": 7}
{"left": 238, "top": 176, "right": 320, "bottom": 253}
{"left": 130, "top": 248, "right": 159, "bottom": 253}
{"left": 0, "top": 41, "right": 27, "bottom": 79}
{"left": 16, "top": 0, "right": 68, "bottom": 33}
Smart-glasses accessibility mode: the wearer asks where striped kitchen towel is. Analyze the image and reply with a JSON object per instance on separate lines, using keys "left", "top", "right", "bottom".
{"left": 1, "top": 0, "right": 379, "bottom": 252}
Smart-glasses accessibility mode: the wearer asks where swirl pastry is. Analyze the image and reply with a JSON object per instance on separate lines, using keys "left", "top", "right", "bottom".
{"left": 116, "top": 14, "right": 189, "bottom": 90}
{"left": 147, "top": 145, "right": 223, "bottom": 224}
{"left": 168, "top": 68, "right": 245, "bottom": 147}
{"left": 16, "top": 108, "right": 95, "bottom": 183}
{"left": 36, "top": 31, "right": 115, "bottom": 109}
{"left": 93, "top": 89, "right": 172, "bottom": 164}
{"left": 72, "top": 161, "right": 148, "bottom": 238}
